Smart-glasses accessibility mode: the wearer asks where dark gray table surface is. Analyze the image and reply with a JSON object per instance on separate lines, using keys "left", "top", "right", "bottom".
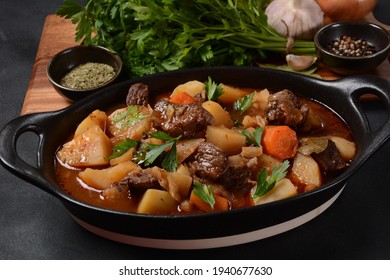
{"left": 1, "top": 0, "right": 390, "bottom": 259}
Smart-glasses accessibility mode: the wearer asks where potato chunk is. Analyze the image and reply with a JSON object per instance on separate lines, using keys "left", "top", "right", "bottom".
{"left": 148, "top": 167, "right": 193, "bottom": 202}
{"left": 167, "top": 171, "right": 193, "bottom": 201}
{"left": 328, "top": 136, "right": 356, "bottom": 161}
{"left": 107, "top": 105, "right": 152, "bottom": 142}
{"left": 137, "top": 189, "right": 178, "bottom": 214}
{"left": 79, "top": 161, "right": 138, "bottom": 190}
{"left": 257, "top": 154, "right": 281, "bottom": 172}
{"left": 170, "top": 80, "right": 205, "bottom": 99}
{"left": 74, "top": 110, "right": 107, "bottom": 138}
{"left": 248, "top": 89, "right": 270, "bottom": 113}
{"left": 219, "top": 83, "right": 251, "bottom": 104}
{"left": 109, "top": 148, "right": 135, "bottom": 166}
{"left": 254, "top": 178, "right": 298, "bottom": 205}
{"left": 57, "top": 125, "right": 112, "bottom": 167}
{"left": 202, "top": 101, "right": 233, "bottom": 128}
{"left": 206, "top": 126, "right": 246, "bottom": 156}
{"left": 290, "top": 152, "right": 322, "bottom": 187}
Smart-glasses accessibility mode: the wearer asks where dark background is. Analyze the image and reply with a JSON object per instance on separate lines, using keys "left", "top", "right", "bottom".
{"left": 1, "top": 0, "right": 390, "bottom": 259}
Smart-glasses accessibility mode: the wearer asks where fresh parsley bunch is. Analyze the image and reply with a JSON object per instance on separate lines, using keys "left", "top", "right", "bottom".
{"left": 57, "top": 0, "right": 315, "bottom": 77}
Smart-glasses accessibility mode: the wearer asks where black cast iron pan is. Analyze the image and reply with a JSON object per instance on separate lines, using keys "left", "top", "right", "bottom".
{"left": 1, "top": 67, "right": 390, "bottom": 249}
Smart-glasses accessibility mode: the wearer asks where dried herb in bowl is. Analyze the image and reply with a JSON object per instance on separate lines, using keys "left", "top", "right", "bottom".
{"left": 60, "top": 62, "right": 116, "bottom": 90}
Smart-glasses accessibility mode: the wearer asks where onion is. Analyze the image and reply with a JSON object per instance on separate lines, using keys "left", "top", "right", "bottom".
{"left": 316, "top": 0, "right": 377, "bottom": 21}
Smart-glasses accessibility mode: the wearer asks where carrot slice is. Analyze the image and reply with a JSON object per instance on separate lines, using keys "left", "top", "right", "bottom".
{"left": 261, "top": 125, "right": 298, "bottom": 160}
{"left": 169, "top": 92, "right": 197, "bottom": 104}
{"left": 190, "top": 192, "right": 230, "bottom": 212}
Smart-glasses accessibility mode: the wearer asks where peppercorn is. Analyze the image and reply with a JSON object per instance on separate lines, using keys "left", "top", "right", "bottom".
{"left": 327, "top": 35, "right": 376, "bottom": 57}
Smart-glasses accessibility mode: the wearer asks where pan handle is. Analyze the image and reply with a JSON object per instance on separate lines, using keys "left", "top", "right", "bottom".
{"left": 339, "top": 76, "right": 390, "bottom": 161}
{"left": 0, "top": 112, "right": 58, "bottom": 196}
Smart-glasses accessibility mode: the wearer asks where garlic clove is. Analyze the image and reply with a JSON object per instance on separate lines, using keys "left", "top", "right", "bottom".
{"left": 286, "top": 54, "right": 317, "bottom": 71}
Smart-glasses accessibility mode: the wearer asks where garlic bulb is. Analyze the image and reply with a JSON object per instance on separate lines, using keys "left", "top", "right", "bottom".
{"left": 265, "top": 0, "right": 324, "bottom": 39}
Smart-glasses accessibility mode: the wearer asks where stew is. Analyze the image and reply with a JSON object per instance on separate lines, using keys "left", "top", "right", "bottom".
{"left": 56, "top": 77, "right": 356, "bottom": 214}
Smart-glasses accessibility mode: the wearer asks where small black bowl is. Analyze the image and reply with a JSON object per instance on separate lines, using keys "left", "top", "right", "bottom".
{"left": 47, "top": 45, "right": 123, "bottom": 102}
{"left": 314, "top": 21, "right": 390, "bottom": 75}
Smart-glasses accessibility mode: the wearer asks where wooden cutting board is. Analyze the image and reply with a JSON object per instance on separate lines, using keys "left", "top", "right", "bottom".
{"left": 21, "top": 14, "right": 390, "bottom": 115}
{"left": 22, "top": 15, "right": 77, "bottom": 115}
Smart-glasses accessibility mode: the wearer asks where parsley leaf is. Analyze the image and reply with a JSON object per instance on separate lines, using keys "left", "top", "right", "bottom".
{"left": 205, "top": 76, "right": 223, "bottom": 101}
{"left": 240, "top": 127, "right": 263, "bottom": 146}
{"left": 162, "top": 143, "right": 178, "bottom": 172}
{"left": 56, "top": 0, "right": 83, "bottom": 18}
{"left": 253, "top": 127, "right": 263, "bottom": 146}
{"left": 148, "top": 131, "right": 180, "bottom": 142}
{"left": 141, "top": 131, "right": 182, "bottom": 172}
{"left": 233, "top": 92, "right": 254, "bottom": 114}
{"left": 193, "top": 181, "right": 215, "bottom": 209}
{"left": 107, "top": 138, "right": 139, "bottom": 160}
{"left": 253, "top": 160, "right": 290, "bottom": 199}
{"left": 143, "top": 141, "right": 174, "bottom": 167}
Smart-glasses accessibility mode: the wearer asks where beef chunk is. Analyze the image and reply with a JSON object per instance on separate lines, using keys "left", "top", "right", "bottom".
{"left": 312, "top": 140, "right": 347, "bottom": 174}
{"left": 152, "top": 100, "right": 214, "bottom": 138}
{"left": 190, "top": 142, "right": 227, "bottom": 181}
{"left": 126, "top": 83, "right": 150, "bottom": 106}
{"left": 219, "top": 164, "right": 257, "bottom": 196}
{"left": 112, "top": 167, "right": 161, "bottom": 194}
{"left": 265, "top": 89, "right": 309, "bottom": 129}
